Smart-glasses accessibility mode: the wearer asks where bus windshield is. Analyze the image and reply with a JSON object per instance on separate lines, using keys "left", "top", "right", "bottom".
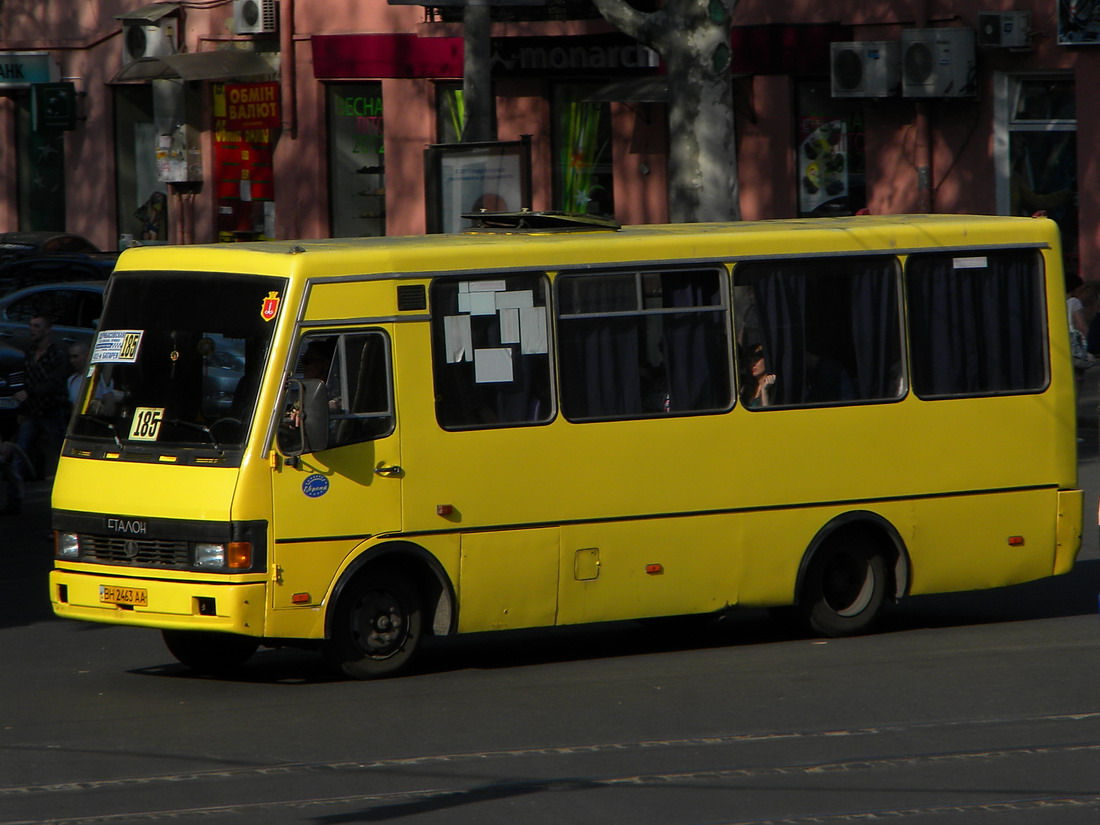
{"left": 68, "top": 271, "right": 286, "bottom": 459}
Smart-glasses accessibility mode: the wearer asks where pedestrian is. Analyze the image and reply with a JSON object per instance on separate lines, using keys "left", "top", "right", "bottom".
{"left": 3, "top": 314, "right": 69, "bottom": 514}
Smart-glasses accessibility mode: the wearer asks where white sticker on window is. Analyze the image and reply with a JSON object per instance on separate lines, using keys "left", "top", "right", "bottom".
{"left": 469, "top": 291, "right": 498, "bottom": 316}
{"left": 520, "top": 306, "right": 548, "bottom": 355}
{"left": 496, "top": 290, "right": 534, "bottom": 310}
{"left": 499, "top": 307, "right": 520, "bottom": 344}
{"left": 953, "top": 256, "right": 988, "bottom": 269}
{"left": 470, "top": 280, "right": 507, "bottom": 292}
{"left": 474, "top": 348, "right": 513, "bottom": 383}
{"left": 91, "top": 330, "right": 144, "bottom": 364}
{"left": 444, "top": 315, "right": 472, "bottom": 363}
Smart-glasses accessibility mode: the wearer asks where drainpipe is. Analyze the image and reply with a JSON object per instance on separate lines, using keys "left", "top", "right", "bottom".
{"left": 280, "top": 0, "right": 296, "bottom": 137}
{"left": 914, "top": 1, "right": 933, "bottom": 212}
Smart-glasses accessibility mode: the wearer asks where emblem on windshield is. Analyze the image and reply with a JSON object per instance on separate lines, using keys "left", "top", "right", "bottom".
{"left": 261, "top": 291, "right": 281, "bottom": 322}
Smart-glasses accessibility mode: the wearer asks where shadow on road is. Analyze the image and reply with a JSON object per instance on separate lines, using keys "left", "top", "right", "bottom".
{"left": 126, "top": 557, "right": 1100, "bottom": 686}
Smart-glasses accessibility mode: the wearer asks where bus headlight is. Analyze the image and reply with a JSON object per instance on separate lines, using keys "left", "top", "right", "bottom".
{"left": 55, "top": 531, "right": 81, "bottom": 559}
{"left": 194, "top": 542, "right": 227, "bottom": 569}
{"left": 194, "top": 541, "right": 253, "bottom": 570}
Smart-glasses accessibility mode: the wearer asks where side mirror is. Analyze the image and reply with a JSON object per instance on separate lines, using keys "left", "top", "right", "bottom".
{"left": 276, "top": 378, "right": 330, "bottom": 457}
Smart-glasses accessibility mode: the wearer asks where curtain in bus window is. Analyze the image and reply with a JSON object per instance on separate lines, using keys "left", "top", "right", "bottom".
{"left": 556, "top": 268, "right": 731, "bottom": 421}
{"left": 742, "top": 257, "right": 901, "bottom": 407}
{"left": 907, "top": 251, "right": 1047, "bottom": 397}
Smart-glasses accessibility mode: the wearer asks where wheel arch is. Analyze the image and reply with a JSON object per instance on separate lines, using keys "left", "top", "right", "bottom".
{"left": 794, "top": 511, "right": 911, "bottom": 605}
{"left": 326, "top": 540, "right": 457, "bottom": 641}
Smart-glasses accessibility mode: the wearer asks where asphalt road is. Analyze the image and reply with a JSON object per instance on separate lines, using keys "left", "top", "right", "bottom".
{"left": 1, "top": 437, "right": 1098, "bottom": 824}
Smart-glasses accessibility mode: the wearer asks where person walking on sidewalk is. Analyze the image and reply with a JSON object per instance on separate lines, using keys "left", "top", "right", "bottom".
{"left": 3, "top": 315, "right": 69, "bottom": 514}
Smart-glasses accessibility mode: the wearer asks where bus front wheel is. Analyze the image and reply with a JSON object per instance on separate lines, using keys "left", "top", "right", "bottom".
{"left": 162, "top": 629, "right": 259, "bottom": 674}
{"left": 802, "top": 537, "right": 888, "bottom": 637}
{"left": 325, "top": 570, "right": 423, "bottom": 679}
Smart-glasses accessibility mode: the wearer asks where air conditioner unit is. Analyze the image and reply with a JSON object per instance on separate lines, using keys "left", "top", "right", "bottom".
{"left": 235, "top": 0, "right": 277, "bottom": 35}
{"left": 977, "top": 11, "right": 1031, "bottom": 49}
{"left": 902, "top": 28, "right": 976, "bottom": 98}
{"left": 830, "top": 41, "right": 901, "bottom": 98}
{"left": 121, "top": 18, "right": 178, "bottom": 67}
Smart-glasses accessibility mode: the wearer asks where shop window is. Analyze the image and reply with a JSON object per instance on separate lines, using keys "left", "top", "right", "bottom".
{"left": 114, "top": 86, "right": 169, "bottom": 245}
{"left": 556, "top": 268, "right": 732, "bottom": 420}
{"left": 436, "top": 82, "right": 465, "bottom": 143}
{"left": 734, "top": 257, "right": 904, "bottom": 408}
{"left": 907, "top": 250, "right": 1047, "bottom": 398}
{"left": 17, "top": 96, "right": 66, "bottom": 232}
{"left": 430, "top": 274, "right": 554, "bottom": 429}
{"left": 551, "top": 84, "right": 614, "bottom": 216}
{"left": 328, "top": 83, "right": 385, "bottom": 238}
{"left": 795, "top": 81, "right": 866, "bottom": 217}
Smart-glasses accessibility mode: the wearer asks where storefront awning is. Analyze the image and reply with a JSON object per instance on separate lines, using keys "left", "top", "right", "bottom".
{"left": 113, "top": 50, "right": 276, "bottom": 83}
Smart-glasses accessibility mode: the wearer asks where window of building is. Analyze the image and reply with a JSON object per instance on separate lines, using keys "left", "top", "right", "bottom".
{"left": 436, "top": 81, "right": 465, "bottom": 143}
{"left": 431, "top": 274, "right": 553, "bottom": 429}
{"left": 327, "top": 83, "right": 385, "bottom": 238}
{"left": 996, "top": 74, "right": 1076, "bottom": 276}
{"left": 556, "top": 268, "right": 732, "bottom": 421}
{"left": 551, "top": 84, "right": 614, "bottom": 216}
{"left": 734, "top": 257, "right": 904, "bottom": 408}
{"left": 286, "top": 330, "right": 395, "bottom": 448}
{"left": 114, "top": 86, "right": 168, "bottom": 245}
{"left": 907, "top": 249, "right": 1047, "bottom": 398}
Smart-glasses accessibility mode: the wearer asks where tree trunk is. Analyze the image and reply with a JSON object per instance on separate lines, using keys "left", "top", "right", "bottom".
{"left": 592, "top": 0, "right": 740, "bottom": 222}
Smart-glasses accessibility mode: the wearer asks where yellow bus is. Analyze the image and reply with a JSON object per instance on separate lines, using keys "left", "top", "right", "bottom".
{"left": 50, "top": 213, "right": 1082, "bottom": 678}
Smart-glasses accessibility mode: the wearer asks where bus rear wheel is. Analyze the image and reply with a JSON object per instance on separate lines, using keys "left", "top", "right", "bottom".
{"left": 325, "top": 570, "right": 423, "bottom": 680}
{"left": 803, "top": 537, "right": 888, "bottom": 637}
{"left": 162, "top": 630, "right": 259, "bottom": 675}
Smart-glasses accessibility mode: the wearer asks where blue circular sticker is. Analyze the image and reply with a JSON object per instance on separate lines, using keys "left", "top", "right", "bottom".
{"left": 302, "top": 474, "right": 330, "bottom": 498}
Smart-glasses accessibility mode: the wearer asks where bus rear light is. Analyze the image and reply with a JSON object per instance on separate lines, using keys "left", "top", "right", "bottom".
{"left": 227, "top": 541, "right": 253, "bottom": 569}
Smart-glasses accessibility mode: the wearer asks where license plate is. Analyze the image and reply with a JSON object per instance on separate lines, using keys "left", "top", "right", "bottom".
{"left": 100, "top": 585, "right": 148, "bottom": 607}
{"left": 0, "top": 397, "right": 17, "bottom": 410}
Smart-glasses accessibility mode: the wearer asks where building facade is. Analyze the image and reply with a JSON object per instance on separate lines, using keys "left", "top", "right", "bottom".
{"left": 1, "top": 1, "right": 1097, "bottom": 281}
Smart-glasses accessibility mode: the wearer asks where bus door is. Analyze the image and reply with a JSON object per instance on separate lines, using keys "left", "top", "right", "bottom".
{"left": 270, "top": 329, "right": 401, "bottom": 610}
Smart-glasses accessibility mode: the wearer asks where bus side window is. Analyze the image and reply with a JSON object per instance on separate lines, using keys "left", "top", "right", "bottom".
{"left": 906, "top": 249, "right": 1047, "bottom": 397}
{"left": 430, "top": 274, "right": 554, "bottom": 430}
{"left": 556, "top": 267, "right": 732, "bottom": 421}
{"left": 282, "top": 330, "right": 395, "bottom": 452}
{"left": 733, "top": 256, "right": 904, "bottom": 408}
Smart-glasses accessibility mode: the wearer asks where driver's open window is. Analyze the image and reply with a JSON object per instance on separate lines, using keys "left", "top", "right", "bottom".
{"left": 288, "top": 330, "right": 395, "bottom": 449}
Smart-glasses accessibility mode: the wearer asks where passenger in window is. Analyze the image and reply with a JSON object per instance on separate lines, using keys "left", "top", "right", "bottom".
{"left": 740, "top": 344, "right": 776, "bottom": 408}
{"left": 805, "top": 351, "right": 855, "bottom": 403}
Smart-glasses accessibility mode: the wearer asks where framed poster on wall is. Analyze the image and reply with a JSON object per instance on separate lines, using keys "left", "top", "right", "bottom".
{"left": 425, "top": 137, "right": 532, "bottom": 233}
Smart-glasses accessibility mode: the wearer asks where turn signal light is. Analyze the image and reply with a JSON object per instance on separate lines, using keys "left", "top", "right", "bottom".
{"left": 227, "top": 541, "right": 253, "bottom": 569}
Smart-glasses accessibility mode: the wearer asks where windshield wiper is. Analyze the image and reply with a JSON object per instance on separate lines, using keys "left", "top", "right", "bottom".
{"left": 82, "top": 416, "right": 124, "bottom": 450}
{"left": 169, "top": 419, "right": 224, "bottom": 455}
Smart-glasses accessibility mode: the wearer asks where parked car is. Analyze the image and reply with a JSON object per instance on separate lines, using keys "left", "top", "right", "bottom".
{"left": 0, "top": 252, "right": 115, "bottom": 297}
{"left": 0, "top": 231, "right": 99, "bottom": 264}
{"left": 0, "top": 281, "right": 106, "bottom": 354}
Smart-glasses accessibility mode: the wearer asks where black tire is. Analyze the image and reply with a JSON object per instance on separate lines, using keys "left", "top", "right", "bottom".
{"left": 802, "top": 536, "right": 889, "bottom": 638}
{"left": 324, "top": 570, "right": 423, "bottom": 680}
{"left": 162, "top": 629, "right": 259, "bottom": 674}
